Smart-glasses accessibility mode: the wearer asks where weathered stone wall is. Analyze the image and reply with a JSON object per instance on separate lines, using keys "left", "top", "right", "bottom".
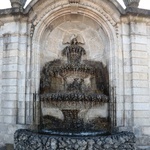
{"left": 0, "top": 14, "right": 30, "bottom": 146}
{"left": 0, "top": 0, "right": 150, "bottom": 148}
{"left": 119, "top": 14, "right": 150, "bottom": 146}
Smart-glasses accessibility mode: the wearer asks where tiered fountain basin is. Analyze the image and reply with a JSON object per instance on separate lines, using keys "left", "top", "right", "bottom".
{"left": 14, "top": 37, "right": 136, "bottom": 149}
{"left": 41, "top": 93, "right": 108, "bottom": 111}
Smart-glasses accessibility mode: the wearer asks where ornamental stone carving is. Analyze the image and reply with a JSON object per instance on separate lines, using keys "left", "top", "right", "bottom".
{"left": 10, "top": 0, "right": 27, "bottom": 8}
{"left": 123, "top": 0, "right": 140, "bottom": 8}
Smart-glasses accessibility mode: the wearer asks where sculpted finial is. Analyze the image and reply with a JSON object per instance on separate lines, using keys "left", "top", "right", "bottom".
{"left": 123, "top": 0, "right": 140, "bottom": 8}
{"left": 10, "top": 0, "right": 27, "bottom": 8}
{"left": 63, "top": 34, "right": 85, "bottom": 45}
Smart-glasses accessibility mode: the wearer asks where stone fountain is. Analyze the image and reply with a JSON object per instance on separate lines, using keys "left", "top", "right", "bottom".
{"left": 14, "top": 38, "right": 135, "bottom": 150}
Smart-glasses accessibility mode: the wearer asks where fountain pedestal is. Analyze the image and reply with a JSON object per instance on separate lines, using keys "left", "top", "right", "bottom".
{"left": 14, "top": 129, "right": 135, "bottom": 150}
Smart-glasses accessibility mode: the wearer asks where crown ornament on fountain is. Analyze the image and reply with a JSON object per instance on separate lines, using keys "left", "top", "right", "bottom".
{"left": 62, "top": 35, "right": 86, "bottom": 65}
{"left": 123, "top": 0, "right": 140, "bottom": 8}
{"left": 10, "top": 0, "right": 27, "bottom": 8}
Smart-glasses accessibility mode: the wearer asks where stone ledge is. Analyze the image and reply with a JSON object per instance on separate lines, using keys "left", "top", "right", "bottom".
{"left": 0, "top": 8, "right": 25, "bottom": 16}
{"left": 14, "top": 129, "right": 136, "bottom": 150}
{"left": 125, "top": 7, "right": 150, "bottom": 17}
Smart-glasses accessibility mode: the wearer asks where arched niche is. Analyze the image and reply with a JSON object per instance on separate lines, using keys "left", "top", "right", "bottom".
{"left": 39, "top": 15, "right": 109, "bottom": 69}
{"left": 28, "top": 0, "right": 122, "bottom": 127}
{"left": 30, "top": 8, "right": 119, "bottom": 90}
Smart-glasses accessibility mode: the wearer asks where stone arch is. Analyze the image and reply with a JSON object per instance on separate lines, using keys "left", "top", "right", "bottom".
{"left": 27, "top": 0, "right": 123, "bottom": 126}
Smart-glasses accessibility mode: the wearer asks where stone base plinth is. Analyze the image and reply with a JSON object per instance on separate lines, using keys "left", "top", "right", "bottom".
{"left": 14, "top": 129, "right": 136, "bottom": 150}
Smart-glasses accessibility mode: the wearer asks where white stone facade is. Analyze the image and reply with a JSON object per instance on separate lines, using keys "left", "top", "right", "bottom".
{"left": 0, "top": 0, "right": 150, "bottom": 148}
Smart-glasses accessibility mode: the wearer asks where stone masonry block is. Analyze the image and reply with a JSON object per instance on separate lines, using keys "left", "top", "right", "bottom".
{"left": 10, "top": 35, "right": 27, "bottom": 44}
{"left": 131, "top": 22, "right": 147, "bottom": 34}
{"left": 2, "top": 64, "right": 18, "bottom": 72}
{"left": 2, "top": 100, "right": 17, "bottom": 109}
{"left": 4, "top": 134, "right": 14, "bottom": 143}
{"left": 3, "top": 57, "right": 18, "bottom": 65}
{"left": 125, "top": 103, "right": 132, "bottom": 110}
{"left": 17, "top": 117, "right": 25, "bottom": 124}
{"left": 132, "top": 66, "right": 148, "bottom": 73}
{"left": 2, "top": 71, "right": 19, "bottom": 79}
{"left": 2, "top": 79, "right": 17, "bottom": 86}
{"left": 123, "top": 51, "right": 130, "bottom": 59}
{"left": 3, "top": 22, "right": 19, "bottom": 33}
{"left": 132, "top": 88, "right": 149, "bottom": 95}
{"left": 124, "top": 95, "right": 132, "bottom": 103}
{"left": 2, "top": 86, "right": 17, "bottom": 93}
{"left": 5, "top": 43, "right": 18, "bottom": 51}
{"left": 18, "top": 101, "right": 25, "bottom": 109}
{"left": 134, "top": 103, "right": 150, "bottom": 111}
{"left": 133, "top": 96, "right": 149, "bottom": 103}
{"left": 132, "top": 80, "right": 148, "bottom": 88}
{"left": 0, "top": 124, "right": 8, "bottom": 134}
{"left": 132, "top": 58, "right": 148, "bottom": 66}
{"left": 130, "top": 35, "right": 147, "bottom": 44}
{"left": 3, "top": 50, "right": 18, "bottom": 58}
{"left": 131, "top": 51, "right": 147, "bottom": 58}
{"left": 142, "top": 127, "right": 150, "bottom": 136}
{"left": 124, "top": 88, "right": 132, "bottom": 95}
{"left": 0, "top": 116, "right": 3, "bottom": 123}
{"left": 124, "top": 80, "right": 131, "bottom": 88}
{"left": 19, "top": 43, "right": 27, "bottom": 51}
{"left": 122, "top": 24, "right": 129, "bottom": 35}
{"left": 18, "top": 65, "right": 26, "bottom": 72}
{"left": 134, "top": 111, "right": 150, "bottom": 118}
{"left": 2, "top": 94, "right": 17, "bottom": 101}
{"left": 3, "top": 116, "right": 16, "bottom": 124}
{"left": 122, "top": 36, "right": 130, "bottom": 44}
{"left": 124, "top": 58, "right": 130, "bottom": 66}
{"left": 18, "top": 57, "right": 26, "bottom": 65}
{"left": 131, "top": 43, "right": 147, "bottom": 51}
{"left": 2, "top": 108, "right": 17, "bottom": 116}
{"left": 132, "top": 73, "right": 148, "bottom": 80}
{"left": 18, "top": 108, "right": 25, "bottom": 116}
{"left": 134, "top": 118, "right": 150, "bottom": 126}
{"left": 124, "top": 66, "right": 131, "bottom": 73}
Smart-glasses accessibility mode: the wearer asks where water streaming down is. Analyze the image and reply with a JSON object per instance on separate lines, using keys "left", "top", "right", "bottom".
{"left": 39, "top": 37, "right": 110, "bottom": 136}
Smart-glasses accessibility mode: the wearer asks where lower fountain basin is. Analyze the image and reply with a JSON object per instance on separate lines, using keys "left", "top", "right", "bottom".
{"left": 39, "top": 129, "right": 110, "bottom": 137}
{"left": 14, "top": 129, "right": 135, "bottom": 150}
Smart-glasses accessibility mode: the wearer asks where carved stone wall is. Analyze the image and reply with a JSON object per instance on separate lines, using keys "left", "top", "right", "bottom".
{"left": 0, "top": 0, "right": 150, "bottom": 148}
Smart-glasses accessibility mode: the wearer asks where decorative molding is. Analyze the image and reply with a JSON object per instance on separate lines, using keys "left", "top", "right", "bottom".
{"left": 29, "top": 0, "right": 120, "bottom": 40}
{"left": 69, "top": 3, "right": 79, "bottom": 14}
{"left": 69, "top": 0, "right": 80, "bottom": 3}
{"left": 30, "top": 1, "right": 117, "bottom": 30}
